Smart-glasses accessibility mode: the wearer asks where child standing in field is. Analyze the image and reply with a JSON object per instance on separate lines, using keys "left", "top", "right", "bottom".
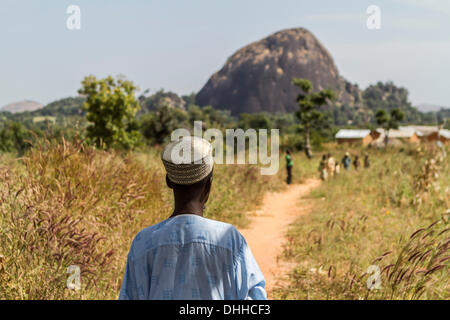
{"left": 364, "top": 153, "right": 370, "bottom": 169}
{"left": 327, "top": 153, "right": 335, "bottom": 177}
{"left": 341, "top": 152, "right": 351, "bottom": 171}
{"left": 286, "top": 149, "right": 293, "bottom": 185}
{"left": 353, "top": 155, "right": 361, "bottom": 171}
{"left": 335, "top": 162, "right": 340, "bottom": 175}
{"left": 319, "top": 154, "right": 328, "bottom": 181}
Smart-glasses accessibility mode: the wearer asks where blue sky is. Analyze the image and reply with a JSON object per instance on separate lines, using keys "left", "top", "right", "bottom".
{"left": 1, "top": 0, "right": 450, "bottom": 108}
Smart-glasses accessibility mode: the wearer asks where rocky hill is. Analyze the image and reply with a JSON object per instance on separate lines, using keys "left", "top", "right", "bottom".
{"left": 1, "top": 100, "right": 43, "bottom": 113}
{"left": 196, "top": 28, "right": 362, "bottom": 115}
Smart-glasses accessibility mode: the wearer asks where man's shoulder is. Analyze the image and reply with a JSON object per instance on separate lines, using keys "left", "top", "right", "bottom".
{"left": 130, "top": 215, "right": 245, "bottom": 254}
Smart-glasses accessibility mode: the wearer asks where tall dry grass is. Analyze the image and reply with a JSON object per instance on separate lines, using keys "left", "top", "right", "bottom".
{"left": 0, "top": 138, "right": 165, "bottom": 299}
{"left": 273, "top": 144, "right": 449, "bottom": 300}
{"left": 0, "top": 138, "right": 286, "bottom": 299}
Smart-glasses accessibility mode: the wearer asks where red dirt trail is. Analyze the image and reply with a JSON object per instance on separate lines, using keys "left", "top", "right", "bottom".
{"left": 238, "top": 179, "right": 321, "bottom": 298}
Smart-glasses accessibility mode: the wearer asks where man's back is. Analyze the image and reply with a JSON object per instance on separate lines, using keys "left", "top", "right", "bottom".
{"left": 119, "top": 214, "right": 266, "bottom": 300}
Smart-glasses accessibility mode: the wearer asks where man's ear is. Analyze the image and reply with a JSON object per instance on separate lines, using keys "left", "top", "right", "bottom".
{"left": 200, "top": 175, "right": 212, "bottom": 205}
{"left": 206, "top": 175, "right": 212, "bottom": 188}
{"left": 166, "top": 175, "right": 174, "bottom": 189}
{"left": 204, "top": 174, "right": 213, "bottom": 195}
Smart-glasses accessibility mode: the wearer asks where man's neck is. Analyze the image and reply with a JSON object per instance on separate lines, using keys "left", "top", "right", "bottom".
{"left": 171, "top": 199, "right": 204, "bottom": 218}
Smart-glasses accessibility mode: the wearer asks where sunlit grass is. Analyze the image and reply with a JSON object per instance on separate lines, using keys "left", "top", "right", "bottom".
{"left": 0, "top": 139, "right": 304, "bottom": 299}
{"left": 273, "top": 144, "right": 449, "bottom": 300}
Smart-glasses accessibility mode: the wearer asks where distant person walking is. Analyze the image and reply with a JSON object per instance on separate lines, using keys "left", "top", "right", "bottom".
{"left": 327, "top": 153, "right": 335, "bottom": 177}
{"left": 335, "top": 162, "right": 341, "bottom": 175}
{"left": 364, "top": 153, "right": 370, "bottom": 169}
{"left": 319, "top": 154, "right": 328, "bottom": 181}
{"left": 353, "top": 155, "right": 361, "bottom": 171}
{"left": 341, "top": 152, "right": 351, "bottom": 171}
{"left": 286, "top": 149, "right": 293, "bottom": 185}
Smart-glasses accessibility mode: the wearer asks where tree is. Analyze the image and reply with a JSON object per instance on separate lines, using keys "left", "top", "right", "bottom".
{"left": 292, "top": 78, "right": 336, "bottom": 158}
{"left": 78, "top": 75, "right": 141, "bottom": 150}
{"left": 238, "top": 113, "right": 273, "bottom": 130}
{"left": 363, "top": 81, "right": 421, "bottom": 123}
{"left": 140, "top": 104, "right": 189, "bottom": 145}
{"left": 375, "top": 108, "right": 405, "bottom": 146}
{"left": 0, "top": 121, "right": 31, "bottom": 154}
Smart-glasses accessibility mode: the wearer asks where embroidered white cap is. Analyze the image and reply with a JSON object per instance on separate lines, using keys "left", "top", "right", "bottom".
{"left": 161, "top": 136, "right": 214, "bottom": 185}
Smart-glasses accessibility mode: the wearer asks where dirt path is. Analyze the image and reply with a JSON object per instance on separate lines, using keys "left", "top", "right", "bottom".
{"left": 238, "top": 179, "right": 320, "bottom": 298}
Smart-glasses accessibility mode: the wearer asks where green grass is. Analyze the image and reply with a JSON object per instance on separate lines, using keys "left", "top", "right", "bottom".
{"left": 32, "top": 116, "right": 56, "bottom": 123}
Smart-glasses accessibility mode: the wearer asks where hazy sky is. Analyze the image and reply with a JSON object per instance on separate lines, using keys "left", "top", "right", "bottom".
{"left": 1, "top": 0, "right": 450, "bottom": 108}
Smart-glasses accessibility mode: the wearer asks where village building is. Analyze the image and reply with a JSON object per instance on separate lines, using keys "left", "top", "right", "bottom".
{"left": 426, "top": 129, "right": 450, "bottom": 144}
{"left": 370, "top": 127, "right": 420, "bottom": 146}
{"left": 398, "top": 126, "right": 450, "bottom": 144}
{"left": 335, "top": 129, "right": 372, "bottom": 145}
{"left": 398, "top": 126, "right": 437, "bottom": 142}
{"left": 335, "top": 126, "right": 448, "bottom": 146}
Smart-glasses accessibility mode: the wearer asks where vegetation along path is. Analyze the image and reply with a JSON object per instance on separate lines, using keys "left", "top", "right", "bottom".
{"left": 239, "top": 179, "right": 321, "bottom": 298}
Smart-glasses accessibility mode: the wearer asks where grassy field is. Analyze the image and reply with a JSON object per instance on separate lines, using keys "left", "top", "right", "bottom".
{"left": 273, "top": 144, "right": 449, "bottom": 300}
{"left": 0, "top": 139, "right": 300, "bottom": 299}
{"left": 1, "top": 138, "right": 447, "bottom": 300}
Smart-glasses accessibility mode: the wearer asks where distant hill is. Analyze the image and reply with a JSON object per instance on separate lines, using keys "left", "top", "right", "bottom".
{"left": 416, "top": 103, "right": 449, "bottom": 113}
{"left": 2, "top": 27, "right": 444, "bottom": 127}
{"left": 32, "top": 96, "right": 85, "bottom": 117}
{"left": 362, "top": 81, "right": 423, "bottom": 124}
{"left": 197, "top": 28, "right": 362, "bottom": 116}
{"left": 0, "top": 97, "right": 86, "bottom": 124}
{"left": 195, "top": 27, "right": 437, "bottom": 125}
{"left": 139, "top": 89, "right": 186, "bottom": 114}
{"left": 1, "top": 100, "right": 43, "bottom": 113}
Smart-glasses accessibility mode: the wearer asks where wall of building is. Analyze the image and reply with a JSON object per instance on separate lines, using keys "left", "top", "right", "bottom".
{"left": 427, "top": 132, "right": 449, "bottom": 144}
{"left": 337, "top": 135, "right": 372, "bottom": 145}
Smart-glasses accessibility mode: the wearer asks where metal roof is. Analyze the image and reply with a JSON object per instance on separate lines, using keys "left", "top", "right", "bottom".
{"left": 376, "top": 128, "right": 416, "bottom": 138}
{"left": 335, "top": 129, "right": 371, "bottom": 139}
{"left": 399, "top": 126, "right": 437, "bottom": 137}
{"left": 437, "top": 129, "right": 450, "bottom": 139}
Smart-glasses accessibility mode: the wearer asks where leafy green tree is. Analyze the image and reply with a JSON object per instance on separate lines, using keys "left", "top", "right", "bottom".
{"left": 140, "top": 104, "right": 189, "bottom": 145}
{"left": 78, "top": 75, "right": 141, "bottom": 149}
{"left": 375, "top": 108, "right": 405, "bottom": 146}
{"left": 186, "top": 105, "right": 235, "bottom": 129}
{"left": 292, "top": 78, "right": 337, "bottom": 158}
{"left": 443, "top": 114, "right": 450, "bottom": 130}
{"left": 238, "top": 113, "right": 273, "bottom": 130}
{"left": 182, "top": 92, "right": 197, "bottom": 106}
{"left": 139, "top": 89, "right": 186, "bottom": 113}
{"left": 363, "top": 81, "right": 421, "bottom": 123}
{"left": 0, "top": 121, "right": 31, "bottom": 154}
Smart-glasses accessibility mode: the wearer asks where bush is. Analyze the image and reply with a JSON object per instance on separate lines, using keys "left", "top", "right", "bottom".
{"left": 0, "top": 121, "right": 32, "bottom": 154}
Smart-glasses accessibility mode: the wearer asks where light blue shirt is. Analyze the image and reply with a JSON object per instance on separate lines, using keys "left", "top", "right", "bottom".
{"left": 119, "top": 214, "right": 267, "bottom": 300}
